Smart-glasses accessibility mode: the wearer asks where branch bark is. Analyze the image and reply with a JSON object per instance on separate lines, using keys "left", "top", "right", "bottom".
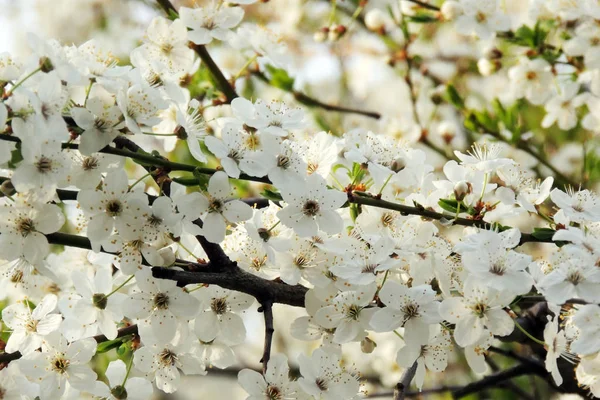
{"left": 259, "top": 300, "right": 274, "bottom": 373}
{"left": 394, "top": 361, "right": 418, "bottom": 400}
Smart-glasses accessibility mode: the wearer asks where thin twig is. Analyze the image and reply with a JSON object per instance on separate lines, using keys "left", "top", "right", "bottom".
{"left": 451, "top": 363, "right": 547, "bottom": 399}
{"left": 259, "top": 300, "right": 275, "bottom": 373}
{"left": 154, "top": 0, "right": 238, "bottom": 104}
{"left": 405, "top": 0, "right": 440, "bottom": 11}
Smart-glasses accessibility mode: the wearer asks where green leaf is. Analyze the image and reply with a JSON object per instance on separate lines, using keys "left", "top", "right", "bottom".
{"left": 446, "top": 85, "right": 465, "bottom": 110}
{"left": 438, "top": 199, "right": 458, "bottom": 213}
{"left": 7, "top": 143, "right": 22, "bottom": 169}
{"left": 406, "top": 14, "right": 438, "bottom": 23}
{"left": 265, "top": 65, "right": 295, "bottom": 92}
{"left": 531, "top": 227, "right": 557, "bottom": 241}
{"left": 261, "top": 188, "right": 283, "bottom": 202}
{"left": 96, "top": 338, "right": 124, "bottom": 354}
{"left": 117, "top": 342, "right": 130, "bottom": 356}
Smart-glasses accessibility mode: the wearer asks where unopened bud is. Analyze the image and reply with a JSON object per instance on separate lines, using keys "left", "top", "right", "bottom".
{"left": 441, "top": 0, "right": 463, "bottom": 20}
{"left": 158, "top": 247, "right": 176, "bottom": 266}
{"left": 361, "top": 337, "right": 377, "bottom": 353}
{"left": 314, "top": 27, "right": 329, "bottom": 43}
{"left": 391, "top": 157, "right": 406, "bottom": 172}
{"left": 328, "top": 24, "right": 347, "bottom": 41}
{"left": 0, "top": 180, "right": 15, "bottom": 197}
{"left": 365, "top": 9, "right": 386, "bottom": 32}
{"left": 453, "top": 180, "right": 472, "bottom": 202}
{"left": 477, "top": 58, "right": 495, "bottom": 76}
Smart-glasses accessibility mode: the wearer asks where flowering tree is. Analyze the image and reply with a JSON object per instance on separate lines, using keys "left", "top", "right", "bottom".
{"left": 2, "top": 0, "right": 600, "bottom": 398}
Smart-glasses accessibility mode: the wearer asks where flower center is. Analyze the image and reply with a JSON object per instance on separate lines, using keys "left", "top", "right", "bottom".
{"left": 401, "top": 303, "right": 420, "bottom": 321}
{"left": 10, "top": 270, "right": 24, "bottom": 283}
{"left": 208, "top": 199, "right": 223, "bottom": 213}
{"left": 106, "top": 199, "right": 123, "bottom": 216}
{"left": 158, "top": 349, "right": 178, "bottom": 367}
{"left": 228, "top": 149, "right": 241, "bottom": 162}
{"left": 153, "top": 292, "right": 170, "bottom": 309}
{"left": 265, "top": 384, "right": 282, "bottom": 400}
{"left": 25, "top": 317, "right": 38, "bottom": 333}
{"left": 245, "top": 134, "right": 260, "bottom": 150}
{"left": 294, "top": 255, "right": 308, "bottom": 269}
{"left": 473, "top": 302, "right": 488, "bottom": 318}
{"left": 51, "top": 355, "right": 70, "bottom": 374}
{"left": 16, "top": 217, "right": 35, "bottom": 237}
{"left": 147, "top": 214, "right": 163, "bottom": 227}
{"left": 210, "top": 297, "right": 228, "bottom": 315}
{"left": 344, "top": 304, "right": 362, "bottom": 320}
{"left": 489, "top": 262, "right": 506, "bottom": 276}
{"left": 35, "top": 156, "right": 53, "bottom": 173}
{"left": 276, "top": 155, "right": 290, "bottom": 169}
{"left": 315, "top": 378, "right": 328, "bottom": 391}
{"left": 381, "top": 213, "right": 394, "bottom": 227}
{"left": 567, "top": 270, "right": 584, "bottom": 285}
{"left": 526, "top": 71, "right": 537, "bottom": 80}
{"left": 251, "top": 256, "right": 267, "bottom": 271}
{"left": 82, "top": 156, "right": 99, "bottom": 171}
{"left": 302, "top": 200, "right": 320, "bottom": 217}
{"left": 361, "top": 264, "right": 377, "bottom": 274}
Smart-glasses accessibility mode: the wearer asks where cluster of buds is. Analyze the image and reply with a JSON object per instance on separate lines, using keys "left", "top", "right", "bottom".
{"left": 314, "top": 24, "right": 348, "bottom": 42}
{"left": 477, "top": 47, "right": 504, "bottom": 76}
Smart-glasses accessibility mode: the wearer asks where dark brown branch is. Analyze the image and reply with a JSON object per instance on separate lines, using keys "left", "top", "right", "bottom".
{"left": 292, "top": 91, "right": 381, "bottom": 120}
{"left": 451, "top": 363, "right": 547, "bottom": 399}
{"left": 259, "top": 300, "right": 274, "bottom": 373}
{"left": 347, "top": 192, "right": 553, "bottom": 245}
{"left": 152, "top": 266, "right": 307, "bottom": 308}
{"left": 405, "top": 0, "right": 440, "bottom": 11}
{"left": 154, "top": 0, "right": 238, "bottom": 104}
{"left": 192, "top": 44, "right": 238, "bottom": 104}
{"left": 42, "top": 231, "right": 308, "bottom": 308}
{"left": 252, "top": 70, "right": 381, "bottom": 120}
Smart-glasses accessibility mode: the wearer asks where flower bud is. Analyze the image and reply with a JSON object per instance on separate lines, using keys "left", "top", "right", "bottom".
{"left": 328, "top": 24, "right": 347, "bottom": 41}
{"left": 314, "top": 28, "right": 328, "bottom": 43}
{"left": 477, "top": 58, "right": 495, "bottom": 76}
{"left": 441, "top": 0, "right": 463, "bottom": 20}
{"left": 158, "top": 247, "right": 176, "bottom": 266}
{"left": 0, "top": 179, "right": 15, "bottom": 197}
{"left": 454, "top": 180, "right": 472, "bottom": 202}
{"left": 361, "top": 336, "right": 377, "bottom": 353}
{"left": 365, "top": 9, "right": 386, "bottom": 32}
{"left": 391, "top": 157, "right": 406, "bottom": 172}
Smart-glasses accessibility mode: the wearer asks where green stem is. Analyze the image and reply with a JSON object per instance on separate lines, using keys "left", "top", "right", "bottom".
{"left": 105, "top": 276, "right": 135, "bottom": 298}
{"left": 128, "top": 173, "right": 152, "bottom": 191}
{"left": 121, "top": 351, "right": 135, "bottom": 386}
{"left": 514, "top": 319, "right": 546, "bottom": 346}
{"left": 233, "top": 55, "right": 258, "bottom": 80}
{"left": 7, "top": 67, "right": 42, "bottom": 95}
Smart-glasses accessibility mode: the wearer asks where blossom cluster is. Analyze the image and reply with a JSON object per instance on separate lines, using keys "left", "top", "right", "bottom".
{"left": 2, "top": 0, "right": 600, "bottom": 399}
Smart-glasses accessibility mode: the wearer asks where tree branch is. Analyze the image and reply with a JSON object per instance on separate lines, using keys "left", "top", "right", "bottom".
{"left": 152, "top": 267, "right": 307, "bottom": 308}
{"left": 347, "top": 192, "right": 553, "bottom": 245}
{"left": 259, "top": 299, "right": 274, "bottom": 373}
{"left": 405, "top": 0, "right": 440, "bottom": 11}
{"left": 394, "top": 361, "right": 418, "bottom": 400}
{"left": 251, "top": 70, "right": 381, "bottom": 119}
{"left": 451, "top": 363, "right": 547, "bottom": 399}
